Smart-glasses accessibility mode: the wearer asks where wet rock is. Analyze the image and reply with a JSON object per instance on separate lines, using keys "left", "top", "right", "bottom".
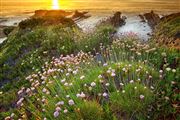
{"left": 139, "top": 14, "right": 146, "bottom": 22}
{"left": 72, "top": 10, "right": 91, "bottom": 21}
{"left": 143, "top": 10, "right": 160, "bottom": 28}
{"left": 98, "top": 12, "right": 126, "bottom": 27}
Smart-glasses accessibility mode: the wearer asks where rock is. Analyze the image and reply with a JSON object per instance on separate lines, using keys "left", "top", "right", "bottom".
{"left": 143, "top": 10, "right": 160, "bottom": 28}
{"left": 98, "top": 12, "right": 126, "bottom": 27}
{"left": 33, "top": 10, "right": 72, "bottom": 18}
{"left": 139, "top": 14, "right": 146, "bottom": 22}
{"left": 72, "top": 10, "right": 91, "bottom": 21}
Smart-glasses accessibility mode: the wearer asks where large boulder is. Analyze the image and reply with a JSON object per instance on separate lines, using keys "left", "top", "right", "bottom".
{"left": 98, "top": 12, "right": 126, "bottom": 27}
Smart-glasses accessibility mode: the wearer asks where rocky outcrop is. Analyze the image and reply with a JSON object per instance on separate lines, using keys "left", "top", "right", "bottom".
{"left": 72, "top": 10, "right": 91, "bottom": 21}
{"left": 98, "top": 12, "right": 126, "bottom": 27}
{"left": 33, "top": 10, "right": 72, "bottom": 18}
{"left": 143, "top": 11, "right": 160, "bottom": 28}
{"left": 139, "top": 11, "right": 160, "bottom": 28}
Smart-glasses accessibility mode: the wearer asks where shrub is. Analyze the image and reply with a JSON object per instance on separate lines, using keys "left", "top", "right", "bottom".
{"left": 75, "top": 101, "right": 104, "bottom": 120}
{"left": 3, "top": 26, "right": 16, "bottom": 36}
{"left": 110, "top": 83, "right": 155, "bottom": 119}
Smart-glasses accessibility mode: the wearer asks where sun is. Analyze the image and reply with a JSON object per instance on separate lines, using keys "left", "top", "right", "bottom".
{"left": 52, "top": 0, "right": 60, "bottom": 10}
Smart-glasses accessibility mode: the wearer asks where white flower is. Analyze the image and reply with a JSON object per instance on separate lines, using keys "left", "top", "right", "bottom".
{"left": 80, "top": 75, "right": 85, "bottom": 80}
{"left": 103, "top": 92, "right": 108, "bottom": 97}
{"left": 111, "top": 72, "right": 116, "bottom": 77}
{"left": 98, "top": 75, "right": 103, "bottom": 79}
{"left": 91, "top": 82, "right": 96, "bottom": 87}
{"left": 68, "top": 99, "right": 75, "bottom": 106}
{"left": 130, "top": 80, "right": 134, "bottom": 83}
{"left": 159, "top": 70, "right": 163, "bottom": 73}
{"left": 54, "top": 111, "right": 59, "bottom": 118}
{"left": 76, "top": 93, "right": 81, "bottom": 97}
{"left": 134, "top": 87, "right": 137, "bottom": 90}
{"left": 66, "top": 73, "right": 70, "bottom": 76}
{"left": 56, "top": 107, "right": 61, "bottom": 111}
{"left": 64, "top": 109, "right": 68, "bottom": 113}
{"left": 122, "top": 68, "right": 126, "bottom": 72}
{"left": 120, "top": 83, "right": 124, "bottom": 86}
{"left": 122, "top": 90, "right": 125, "bottom": 93}
{"left": 42, "top": 88, "right": 47, "bottom": 93}
{"left": 56, "top": 101, "right": 64, "bottom": 106}
{"left": 61, "top": 78, "right": 66, "bottom": 83}
{"left": 166, "top": 68, "right": 171, "bottom": 71}
{"left": 172, "top": 69, "right": 176, "bottom": 73}
{"left": 66, "top": 95, "right": 70, "bottom": 98}
{"left": 80, "top": 92, "right": 86, "bottom": 98}
{"left": 64, "top": 82, "right": 69, "bottom": 86}
{"left": 140, "top": 95, "right": 145, "bottom": 100}
{"left": 105, "top": 83, "right": 110, "bottom": 86}
{"left": 103, "top": 63, "right": 108, "bottom": 66}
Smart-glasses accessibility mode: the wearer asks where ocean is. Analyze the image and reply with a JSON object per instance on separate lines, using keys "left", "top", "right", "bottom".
{"left": 0, "top": 0, "right": 180, "bottom": 17}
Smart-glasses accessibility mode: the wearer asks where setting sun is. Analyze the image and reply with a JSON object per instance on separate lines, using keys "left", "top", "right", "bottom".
{"left": 52, "top": 0, "right": 60, "bottom": 9}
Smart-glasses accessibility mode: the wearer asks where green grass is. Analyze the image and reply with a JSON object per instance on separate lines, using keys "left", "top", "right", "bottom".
{"left": 0, "top": 16, "right": 179, "bottom": 120}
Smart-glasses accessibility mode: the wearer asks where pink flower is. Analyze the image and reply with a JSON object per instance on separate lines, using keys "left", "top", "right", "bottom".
{"left": 140, "top": 95, "right": 145, "bottom": 100}
{"left": 54, "top": 111, "right": 59, "bottom": 118}
{"left": 68, "top": 99, "right": 74, "bottom": 106}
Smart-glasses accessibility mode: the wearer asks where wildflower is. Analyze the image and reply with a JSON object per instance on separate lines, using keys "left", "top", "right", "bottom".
{"left": 66, "top": 95, "right": 70, "bottom": 98}
{"left": 5, "top": 116, "right": 11, "bottom": 120}
{"left": 68, "top": 99, "right": 75, "bottom": 106}
{"left": 64, "top": 109, "right": 68, "bottom": 113}
{"left": 172, "top": 69, "right": 176, "bottom": 73}
{"left": 54, "top": 111, "right": 59, "bottom": 118}
{"left": 98, "top": 75, "right": 103, "bottom": 79}
{"left": 140, "top": 95, "right": 145, "bottom": 100}
{"left": 159, "top": 70, "right": 163, "bottom": 73}
{"left": 165, "top": 96, "right": 170, "bottom": 100}
{"left": 111, "top": 72, "right": 116, "bottom": 77}
{"left": 64, "top": 82, "right": 69, "bottom": 86}
{"left": 130, "top": 80, "right": 134, "bottom": 83}
{"left": 89, "top": 87, "right": 92, "bottom": 91}
{"left": 91, "top": 82, "right": 96, "bottom": 87}
{"left": 73, "top": 70, "right": 78, "bottom": 75}
{"left": 122, "top": 90, "right": 125, "bottom": 93}
{"left": 80, "top": 75, "right": 85, "bottom": 80}
{"left": 122, "top": 68, "right": 126, "bottom": 72}
{"left": 56, "top": 107, "right": 61, "bottom": 111}
{"left": 103, "top": 63, "right": 108, "bottom": 66}
{"left": 137, "top": 78, "right": 141, "bottom": 81}
{"left": 56, "top": 101, "right": 64, "bottom": 106}
{"left": 161, "top": 52, "right": 167, "bottom": 57}
{"left": 105, "top": 83, "right": 110, "bottom": 86}
{"left": 80, "top": 92, "right": 86, "bottom": 98}
{"left": 61, "top": 78, "right": 66, "bottom": 83}
{"left": 44, "top": 118, "right": 47, "bottom": 120}
{"left": 166, "top": 68, "right": 171, "bottom": 71}
{"left": 103, "top": 92, "right": 108, "bottom": 97}
{"left": 120, "top": 83, "right": 124, "bottom": 86}
{"left": 66, "top": 73, "right": 70, "bottom": 76}
{"left": 134, "top": 87, "right": 137, "bottom": 90}
{"left": 42, "top": 88, "right": 47, "bottom": 93}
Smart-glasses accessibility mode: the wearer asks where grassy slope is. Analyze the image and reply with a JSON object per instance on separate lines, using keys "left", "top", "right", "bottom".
{"left": 153, "top": 13, "right": 180, "bottom": 49}
{"left": 0, "top": 20, "right": 115, "bottom": 114}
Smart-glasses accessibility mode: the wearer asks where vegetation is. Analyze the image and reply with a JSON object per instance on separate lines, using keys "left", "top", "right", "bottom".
{"left": 0, "top": 15, "right": 179, "bottom": 120}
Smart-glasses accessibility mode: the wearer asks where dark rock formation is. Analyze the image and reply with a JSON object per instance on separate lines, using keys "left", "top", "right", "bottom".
{"left": 98, "top": 12, "right": 126, "bottom": 27}
{"left": 72, "top": 10, "right": 91, "bottom": 21}
{"left": 143, "top": 10, "right": 160, "bottom": 28}
{"left": 139, "top": 14, "right": 146, "bottom": 22}
{"left": 33, "top": 10, "right": 72, "bottom": 18}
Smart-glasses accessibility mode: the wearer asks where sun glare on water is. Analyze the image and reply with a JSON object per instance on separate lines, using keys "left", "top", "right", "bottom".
{"left": 52, "top": 0, "right": 60, "bottom": 9}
